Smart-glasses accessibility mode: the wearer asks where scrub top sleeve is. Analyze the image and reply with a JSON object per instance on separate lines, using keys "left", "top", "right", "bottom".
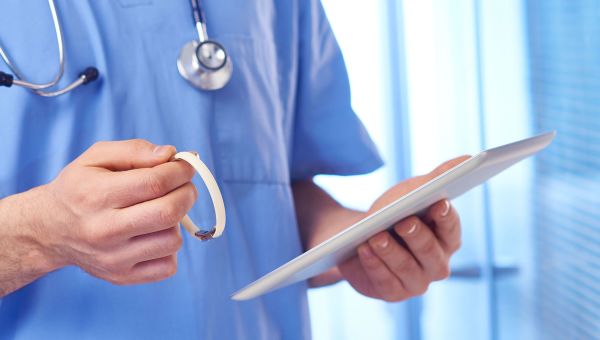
{"left": 290, "top": 0, "right": 384, "bottom": 181}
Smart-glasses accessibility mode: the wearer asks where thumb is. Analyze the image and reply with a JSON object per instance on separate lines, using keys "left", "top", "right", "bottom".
{"left": 76, "top": 139, "right": 177, "bottom": 171}
{"left": 425, "top": 155, "right": 471, "bottom": 180}
{"left": 368, "top": 155, "right": 471, "bottom": 213}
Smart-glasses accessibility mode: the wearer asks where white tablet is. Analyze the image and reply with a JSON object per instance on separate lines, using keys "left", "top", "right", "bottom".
{"left": 232, "top": 131, "right": 556, "bottom": 301}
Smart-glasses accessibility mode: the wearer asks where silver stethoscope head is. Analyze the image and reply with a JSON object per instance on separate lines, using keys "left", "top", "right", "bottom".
{"left": 177, "top": 40, "right": 232, "bottom": 91}
{"left": 177, "top": 0, "right": 232, "bottom": 91}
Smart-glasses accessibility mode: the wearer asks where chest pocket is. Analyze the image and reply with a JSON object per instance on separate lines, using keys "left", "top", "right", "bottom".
{"left": 211, "top": 36, "right": 291, "bottom": 184}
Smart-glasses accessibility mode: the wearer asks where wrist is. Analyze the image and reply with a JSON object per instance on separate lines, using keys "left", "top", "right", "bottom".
{"left": 4, "top": 185, "right": 66, "bottom": 274}
{"left": 302, "top": 206, "right": 367, "bottom": 251}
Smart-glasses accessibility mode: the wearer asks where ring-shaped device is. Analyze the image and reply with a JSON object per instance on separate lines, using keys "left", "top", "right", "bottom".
{"left": 171, "top": 151, "right": 226, "bottom": 241}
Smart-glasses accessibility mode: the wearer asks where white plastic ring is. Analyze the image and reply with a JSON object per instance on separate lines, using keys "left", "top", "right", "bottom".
{"left": 171, "top": 151, "right": 226, "bottom": 241}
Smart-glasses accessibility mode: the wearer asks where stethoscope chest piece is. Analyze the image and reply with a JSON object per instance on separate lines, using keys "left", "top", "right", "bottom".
{"left": 178, "top": 40, "right": 233, "bottom": 91}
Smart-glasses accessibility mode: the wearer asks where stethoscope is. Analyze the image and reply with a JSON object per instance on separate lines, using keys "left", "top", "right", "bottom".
{"left": 0, "top": 0, "right": 232, "bottom": 97}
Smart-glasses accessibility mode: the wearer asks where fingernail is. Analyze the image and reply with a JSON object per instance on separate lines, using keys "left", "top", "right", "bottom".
{"left": 376, "top": 236, "right": 389, "bottom": 249}
{"left": 441, "top": 200, "right": 451, "bottom": 217}
{"left": 153, "top": 145, "right": 174, "bottom": 157}
{"left": 359, "top": 246, "right": 374, "bottom": 259}
{"left": 406, "top": 223, "right": 418, "bottom": 235}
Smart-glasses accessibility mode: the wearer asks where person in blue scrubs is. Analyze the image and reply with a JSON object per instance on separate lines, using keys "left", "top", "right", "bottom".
{"left": 0, "top": 1, "right": 464, "bottom": 339}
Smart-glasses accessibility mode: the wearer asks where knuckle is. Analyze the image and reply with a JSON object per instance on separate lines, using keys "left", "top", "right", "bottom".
{"left": 129, "top": 138, "right": 152, "bottom": 151}
{"left": 178, "top": 162, "right": 197, "bottom": 180}
{"left": 451, "top": 239, "right": 462, "bottom": 253}
{"left": 418, "top": 237, "right": 439, "bottom": 255}
{"left": 434, "top": 263, "right": 451, "bottom": 280}
{"left": 95, "top": 189, "right": 111, "bottom": 208}
{"left": 187, "top": 182, "right": 199, "bottom": 202}
{"left": 74, "top": 180, "right": 99, "bottom": 207}
{"left": 358, "top": 247, "right": 379, "bottom": 269}
{"left": 90, "top": 140, "right": 109, "bottom": 152}
{"left": 88, "top": 182, "right": 112, "bottom": 208}
{"left": 157, "top": 257, "right": 178, "bottom": 280}
{"left": 179, "top": 183, "right": 198, "bottom": 210}
{"left": 158, "top": 205, "right": 182, "bottom": 226}
{"left": 74, "top": 176, "right": 113, "bottom": 209}
{"left": 444, "top": 218, "right": 459, "bottom": 235}
{"left": 441, "top": 214, "right": 460, "bottom": 234}
{"left": 121, "top": 215, "right": 142, "bottom": 237}
{"left": 171, "top": 231, "right": 184, "bottom": 251}
{"left": 83, "top": 224, "right": 111, "bottom": 245}
{"left": 361, "top": 256, "right": 379, "bottom": 270}
{"left": 374, "top": 277, "right": 395, "bottom": 291}
{"left": 452, "top": 212, "right": 461, "bottom": 226}
{"left": 167, "top": 258, "right": 178, "bottom": 277}
{"left": 98, "top": 254, "right": 127, "bottom": 274}
{"left": 417, "top": 284, "right": 429, "bottom": 296}
{"left": 137, "top": 246, "right": 155, "bottom": 261}
{"left": 144, "top": 172, "right": 166, "bottom": 197}
{"left": 391, "top": 256, "right": 414, "bottom": 274}
{"left": 142, "top": 230, "right": 182, "bottom": 261}
{"left": 163, "top": 228, "right": 184, "bottom": 253}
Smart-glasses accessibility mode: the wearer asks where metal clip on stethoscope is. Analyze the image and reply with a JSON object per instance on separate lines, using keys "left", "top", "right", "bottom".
{"left": 0, "top": 0, "right": 232, "bottom": 96}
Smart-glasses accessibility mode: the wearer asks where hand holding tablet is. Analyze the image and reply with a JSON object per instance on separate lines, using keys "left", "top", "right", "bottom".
{"left": 232, "top": 131, "right": 556, "bottom": 300}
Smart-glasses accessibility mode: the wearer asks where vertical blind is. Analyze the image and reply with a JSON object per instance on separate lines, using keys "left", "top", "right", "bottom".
{"left": 527, "top": 1, "right": 600, "bottom": 338}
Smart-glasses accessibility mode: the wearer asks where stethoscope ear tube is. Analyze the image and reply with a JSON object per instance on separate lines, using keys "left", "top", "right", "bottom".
{"left": 0, "top": 71, "right": 14, "bottom": 87}
{"left": 80, "top": 67, "right": 100, "bottom": 85}
{"left": 4, "top": 67, "right": 100, "bottom": 97}
{"left": 0, "top": 0, "right": 100, "bottom": 96}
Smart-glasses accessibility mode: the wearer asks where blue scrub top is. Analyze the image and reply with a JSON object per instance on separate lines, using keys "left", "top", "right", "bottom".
{"left": 0, "top": 1, "right": 382, "bottom": 339}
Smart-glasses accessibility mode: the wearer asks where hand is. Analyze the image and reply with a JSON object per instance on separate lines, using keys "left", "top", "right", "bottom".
{"left": 34, "top": 140, "right": 197, "bottom": 285}
{"left": 338, "top": 156, "right": 468, "bottom": 302}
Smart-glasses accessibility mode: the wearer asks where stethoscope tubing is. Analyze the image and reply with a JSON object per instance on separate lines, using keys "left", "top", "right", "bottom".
{"left": 0, "top": 0, "right": 66, "bottom": 92}
{"left": 190, "top": 0, "right": 209, "bottom": 42}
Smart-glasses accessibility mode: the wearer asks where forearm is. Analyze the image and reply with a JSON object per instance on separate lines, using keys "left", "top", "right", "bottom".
{"left": 292, "top": 179, "right": 366, "bottom": 286}
{"left": 0, "top": 186, "right": 60, "bottom": 297}
{"left": 292, "top": 179, "right": 365, "bottom": 248}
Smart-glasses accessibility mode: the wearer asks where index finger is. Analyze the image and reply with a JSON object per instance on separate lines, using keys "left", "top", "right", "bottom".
{"left": 424, "top": 155, "right": 471, "bottom": 180}
{"left": 114, "top": 181, "right": 198, "bottom": 238}
{"left": 103, "top": 160, "right": 196, "bottom": 208}
{"left": 77, "top": 139, "right": 176, "bottom": 171}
